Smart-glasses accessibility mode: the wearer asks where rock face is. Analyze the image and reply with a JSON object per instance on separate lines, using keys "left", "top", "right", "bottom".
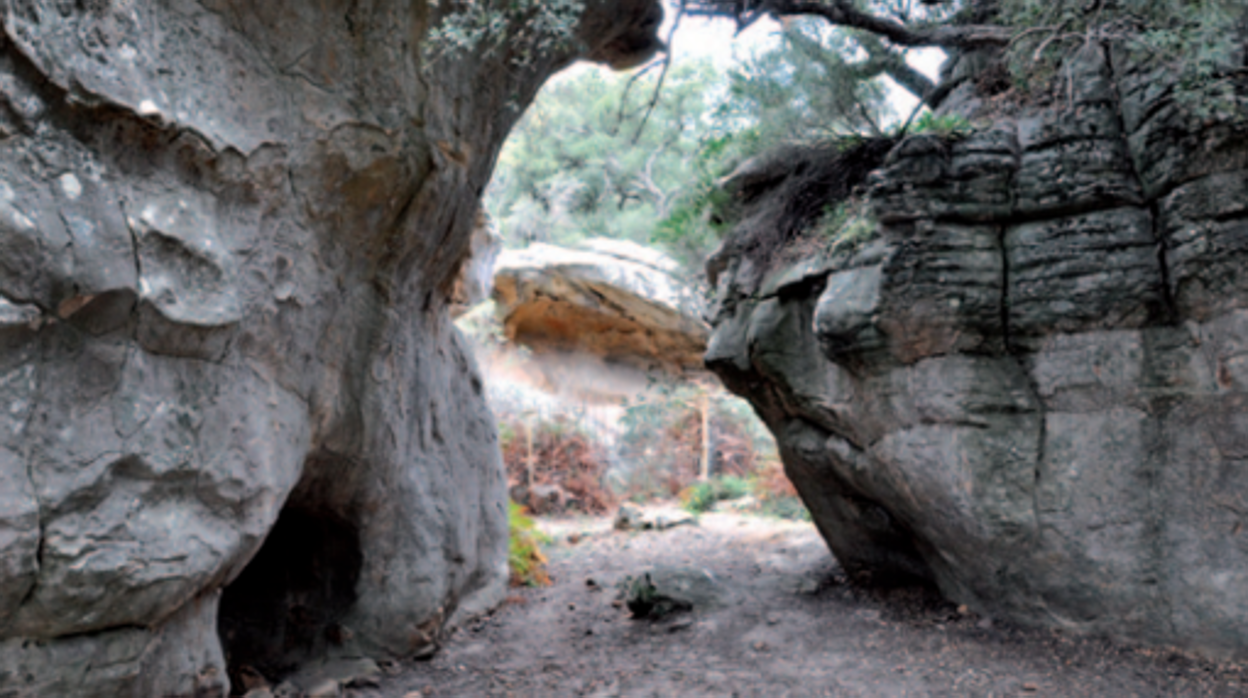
{"left": 707, "top": 42, "right": 1248, "bottom": 658}
{"left": 0, "top": 1, "right": 661, "bottom": 696}
{"left": 493, "top": 238, "right": 709, "bottom": 374}
{"left": 450, "top": 209, "right": 502, "bottom": 317}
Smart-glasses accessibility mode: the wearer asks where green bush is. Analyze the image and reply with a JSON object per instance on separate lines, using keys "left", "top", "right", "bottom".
{"left": 508, "top": 500, "right": 551, "bottom": 587}
{"left": 751, "top": 492, "right": 812, "bottom": 521}
{"left": 746, "top": 460, "right": 811, "bottom": 521}
{"left": 679, "top": 475, "right": 751, "bottom": 514}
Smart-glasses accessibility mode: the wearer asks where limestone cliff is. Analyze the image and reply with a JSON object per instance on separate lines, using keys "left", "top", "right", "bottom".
{"left": 0, "top": 1, "right": 661, "bottom": 696}
{"left": 706, "top": 42, "right": 1248, "bottom": 658}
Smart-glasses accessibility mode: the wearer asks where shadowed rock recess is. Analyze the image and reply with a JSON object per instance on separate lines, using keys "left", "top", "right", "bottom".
{"left": 706, "top": 42, "right": 1248, "bottom": 659}
{"left": 0, "top": 1, "right": 661, "bottom": 696}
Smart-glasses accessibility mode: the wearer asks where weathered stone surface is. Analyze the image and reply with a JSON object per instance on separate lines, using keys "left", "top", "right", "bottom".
{"left": 1, "top": 591, "right": 228, "bottom": 698}
{"left": 492, "top": 238, "right": 709, "bottom": 373}
{"left": 707, "top": 40, "right": 1248, "bottom": 658}
{"left": 622, "top": 566, "right": 724, "bottom": 619}
{"left": 1159, "top": 171, "right": 1248, "bottom": 321}
{"left": 450, "top": 210, "right": 502, "bottom": 317}
{"left": 0, "top": 1, "right": 663, "bottom": 696}
{"left": 1006, "top": 207, "right": 1167, "bottom": 343}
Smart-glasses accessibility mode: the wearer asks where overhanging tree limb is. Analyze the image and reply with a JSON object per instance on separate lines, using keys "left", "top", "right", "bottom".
{"left": 684, "top": 0, "right": 1010, "bottom": 48}
{"left": 853, "top": 33, "right": 936, "bottom": 100}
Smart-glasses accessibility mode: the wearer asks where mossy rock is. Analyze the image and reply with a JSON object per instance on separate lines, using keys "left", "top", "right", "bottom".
{"left": 621, "top": 567, "right": 724, "bottom": 619}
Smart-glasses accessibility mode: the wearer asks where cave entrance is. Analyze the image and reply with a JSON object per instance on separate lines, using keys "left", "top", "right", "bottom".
{"left": 217, "top": 501, "right": 362, "bottom": 692}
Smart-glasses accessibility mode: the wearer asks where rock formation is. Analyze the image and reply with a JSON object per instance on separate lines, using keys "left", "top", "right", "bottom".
{"left": 0, "top": 1, "right": 662, "bottom": 696}
{"left": 492, "top": 238, "right": 709, "bottom": 375}
{"left": 706, "top": 42, "right": 1248, "bottom": 658}
{"left": 450, "top": 209, "right": 502, "bottom": 318}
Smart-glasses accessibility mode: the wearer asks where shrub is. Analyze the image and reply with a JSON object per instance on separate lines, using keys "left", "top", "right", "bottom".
{"left": 508, "top": 500, "right": 551, "bottom": 587}
{"left": 500, "top": 415, "right": 615, "bottom": 515}
{"left": 615, "top": 386, "right": 770, "bottom": 501}
{"left": 750, "top": 460, "right": 811, "bottom": 521}
{"left": 679, "top": 475, "right": 751, "bottom": 514}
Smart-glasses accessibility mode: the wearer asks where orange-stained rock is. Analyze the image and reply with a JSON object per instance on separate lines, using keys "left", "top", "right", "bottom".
{"left": 493, "top": 240, "right": 709, "bottom": 375}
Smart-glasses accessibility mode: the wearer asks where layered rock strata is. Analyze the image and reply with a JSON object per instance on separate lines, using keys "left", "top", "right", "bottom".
{"left": 706, "top": 43, "right": 1248, "bottom": 658}
{"left": 493, "top": 238, "right": 709, "bottom": 374}
{"left": 0, "top": 1, "right": 662, "bottom": 696}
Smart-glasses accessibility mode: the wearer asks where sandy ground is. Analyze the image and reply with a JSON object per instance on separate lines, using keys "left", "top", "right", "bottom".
{"left": 356, "top": 509, "right": 1247, "bottom": 697}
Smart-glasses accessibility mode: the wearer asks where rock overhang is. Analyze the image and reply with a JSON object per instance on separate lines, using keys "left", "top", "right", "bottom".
{"left": 492, "top": 239, "right": 710, "bottom": 376}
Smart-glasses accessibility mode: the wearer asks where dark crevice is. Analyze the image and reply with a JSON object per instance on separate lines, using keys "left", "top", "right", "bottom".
{"left": 1137, "top": 333, "right": 1179, "bottom": 632}
{"left": 217, "top": 501, "right": 363, "bottom": 693}
{"left": 1150, "top": 201, "right": 1179, "bottom": 324}
{"left": 1210, "top": 206, "right": 1248, "bottom": 224}
{"left": 998, "top": 212, "right": 1048, "bottom": 530}
{"left": 1018, "top": 128, "right": 1122, "bottom": 151}
{"left": 15, "top": 331, "right": 48, "bottom": 612}
{"left": 17, "top": 529, "right": 43, "bottom": 608}
{"left": 118, "top": 200, "right": 144, "bottom": 291}
{"left": 998, "top": 223, "right": 1015, "bottom": 356}
{"left": 1102, "top": 41, "right": 1179, "bottom": 326}
{"left": 1009, "top": 238, "right": 1168, "bottom": 258}
{"left": 0, "top": 288, "right": 41, "bottom": 311}
{"left": 927, "top": 195, "right": 1148, "bottom": 229}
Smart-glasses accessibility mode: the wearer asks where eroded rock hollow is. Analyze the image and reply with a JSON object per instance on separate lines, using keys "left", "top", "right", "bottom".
{"left": 0, "top": 1, "right": 661, "bottom": 695}
{"left": 706, "top": 42, "right": 1248, "bottom": 658}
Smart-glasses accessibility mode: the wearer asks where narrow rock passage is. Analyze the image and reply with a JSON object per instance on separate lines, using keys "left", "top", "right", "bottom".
{"left": 366, "top": 512, "right": 1245, "bottom": 697}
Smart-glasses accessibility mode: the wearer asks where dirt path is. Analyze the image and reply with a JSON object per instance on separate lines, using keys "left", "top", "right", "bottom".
{"left": 362, "top": 509, "right": 1246, "bottom": 697}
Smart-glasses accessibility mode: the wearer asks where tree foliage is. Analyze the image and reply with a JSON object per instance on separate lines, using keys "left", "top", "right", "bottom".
{"left": 1002, "top": 0, "right": 1245, "bottom": 113}
{"left": 718, "top": 18, "right": 897, "bottom": 138}
{"left": 487, "top": 15, "right": 898, "bottom": 271}
{"left": 486, "top": 0, "right": 1244, "bottom": 275}
{"left": 485, "top": 59, "right": 723, "bottom": 260}
{"left": 688, "top": 0, "right": 1245, "bottom": 108}
{"left": 423, "top": 0, "right": 585, "bottom": 69}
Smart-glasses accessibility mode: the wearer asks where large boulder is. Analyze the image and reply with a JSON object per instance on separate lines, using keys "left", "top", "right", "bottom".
{"left": 0, "top": 1, "right": 662, "bottom": 696}
{"left": 493, "top": 238, "right": 709, "bottom": 374}
{"left": 706, "top": 42, "right": 1248, "bottom": 659}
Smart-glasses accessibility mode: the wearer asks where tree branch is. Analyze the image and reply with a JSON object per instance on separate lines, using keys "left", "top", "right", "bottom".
{"left": 854, "top": 33, "right": 935, "bottom": 101}
{"left": 685, "top": 0, "right": 1010, "bottom": 48}
{"left": 631, "top": 0, "right": 686, "bottom": 144}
